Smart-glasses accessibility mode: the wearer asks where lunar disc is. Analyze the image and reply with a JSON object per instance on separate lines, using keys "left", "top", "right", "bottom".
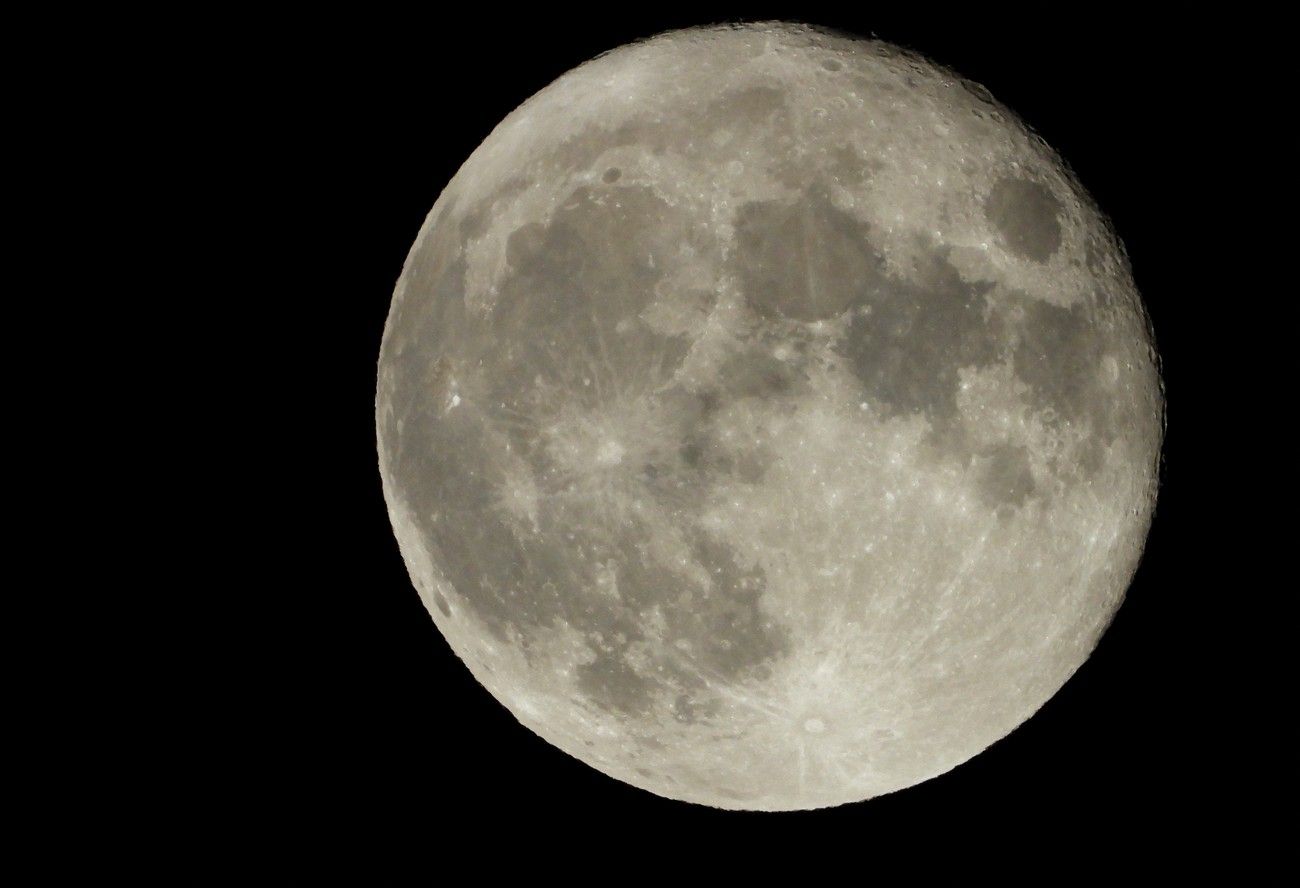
{"left": 376, "top": 22, "right": 1163, "bottom": 810}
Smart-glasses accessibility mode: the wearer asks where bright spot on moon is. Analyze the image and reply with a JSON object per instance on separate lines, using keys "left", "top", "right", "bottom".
{"left": 596, "top": 439, "right": 624, "bottom": 466}
{"left": 376, "top": 22, "right": 1163, "bottom": 810}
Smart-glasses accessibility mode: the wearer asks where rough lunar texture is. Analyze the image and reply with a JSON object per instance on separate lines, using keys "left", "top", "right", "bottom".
{"left": 376, "top": 23, "right": 1163, "bottom": 810}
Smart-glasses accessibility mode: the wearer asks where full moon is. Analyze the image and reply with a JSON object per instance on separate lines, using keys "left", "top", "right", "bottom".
{"left": 376, "top": 23, "right": 1162, "bottom": 810}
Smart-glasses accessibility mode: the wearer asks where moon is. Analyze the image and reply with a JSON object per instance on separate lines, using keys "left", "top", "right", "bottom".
{"left": 376, "top": 23, "right": 1163, "bottom": 810}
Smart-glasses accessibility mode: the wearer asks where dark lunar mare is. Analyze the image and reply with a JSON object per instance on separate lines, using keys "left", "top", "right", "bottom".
{"left": 382, "top": 179, "right": 793, "bottom": 720}
{"left": 731, "top": 180, "right": 1121, "bottom": 509}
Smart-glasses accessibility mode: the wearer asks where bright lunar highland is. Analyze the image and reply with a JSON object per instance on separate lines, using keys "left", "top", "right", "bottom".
{"left": 376, "top": 23, "right": 1163, "bottom": 810}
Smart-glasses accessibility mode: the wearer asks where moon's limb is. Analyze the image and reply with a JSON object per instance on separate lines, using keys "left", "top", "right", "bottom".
{"left": 377, "top": 23, "right": 1163, "bottom": 810}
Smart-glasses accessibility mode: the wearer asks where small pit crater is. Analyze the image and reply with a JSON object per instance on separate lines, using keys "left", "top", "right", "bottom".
{"left": 602, "top": 167, "right": 622, "bottom": 183}
{"left": 1102, "top": 354, "right": 1120, "bottom": 385}
{"left": 821, "top": 58, "right": 842, "bottom": 72}
{"left": 961, "top": 79, "right": 995, "bottom": 105}
{"left": 433, "top": 590, "right": 452, "bottom": 618}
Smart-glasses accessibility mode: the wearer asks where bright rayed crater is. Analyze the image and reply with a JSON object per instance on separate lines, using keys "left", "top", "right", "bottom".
{"left": 376, "top": 22, "right": 1163, "bottom": 810}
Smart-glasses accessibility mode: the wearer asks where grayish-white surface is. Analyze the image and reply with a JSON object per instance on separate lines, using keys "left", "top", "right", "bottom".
{"left": 376, "top": 23, "right": 1163, "bottom": 810}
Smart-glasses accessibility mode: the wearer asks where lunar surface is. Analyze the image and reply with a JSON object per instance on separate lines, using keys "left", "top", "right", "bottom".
{"left": 376, "top": 23, "right": 1163, "bottom": 810}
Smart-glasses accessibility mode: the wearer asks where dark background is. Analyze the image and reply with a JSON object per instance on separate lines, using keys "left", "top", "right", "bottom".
{"left": 246, "top": 7, "right": 1267, "bottom": 867}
